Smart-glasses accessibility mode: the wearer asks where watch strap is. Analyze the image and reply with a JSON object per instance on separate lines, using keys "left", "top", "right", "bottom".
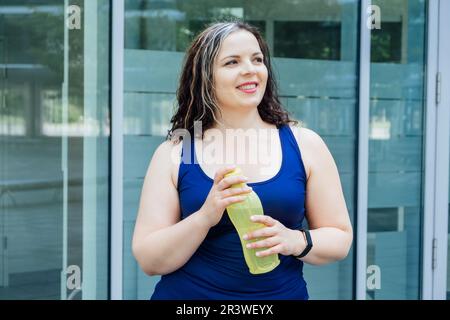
{"left": 293, "top": 229, "right": 313, "bottom": 259}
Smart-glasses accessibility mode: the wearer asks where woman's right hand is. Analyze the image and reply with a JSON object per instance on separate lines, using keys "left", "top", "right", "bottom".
{"left": 199, "top": 165, "right": 253, "bottom": 228}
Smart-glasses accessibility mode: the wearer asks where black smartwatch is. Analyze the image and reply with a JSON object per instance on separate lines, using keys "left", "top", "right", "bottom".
{"left": 293, "top": 229, "right": 313, "bottom": 259}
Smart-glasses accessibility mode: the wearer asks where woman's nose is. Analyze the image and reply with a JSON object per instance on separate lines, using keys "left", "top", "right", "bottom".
{"left": 240, "top": 60, "right": 257, "bottom": 75}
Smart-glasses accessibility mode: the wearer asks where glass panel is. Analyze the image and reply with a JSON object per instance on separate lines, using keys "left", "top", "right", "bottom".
{"left": 124, "top": 0, "right": 358, "bottom": 299}
{"left": 0, "top": 0, "right": 110, "bottom": 299}
{"left": 366, "top": 0, "right": 426, "bottom": 300}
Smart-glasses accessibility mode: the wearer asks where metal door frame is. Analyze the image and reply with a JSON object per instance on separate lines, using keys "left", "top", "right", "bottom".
{"left": 422, "top": 0, "right": 450, "bottom": 300}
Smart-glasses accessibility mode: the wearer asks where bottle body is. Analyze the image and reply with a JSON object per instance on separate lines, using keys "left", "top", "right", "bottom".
{"left": 225, "top": 168, "right": 280, "bottom": 274}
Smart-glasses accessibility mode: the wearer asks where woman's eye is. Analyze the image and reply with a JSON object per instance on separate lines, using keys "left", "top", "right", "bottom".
{"left": 225, "top": 60, "right": 237, "bottom": 66}
{"left": 255, "top": 57, "right": 263, "bottom": 63}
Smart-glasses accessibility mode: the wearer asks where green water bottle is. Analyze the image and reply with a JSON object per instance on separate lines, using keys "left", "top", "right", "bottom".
{"left": 224, "top": 167, "right": 280, "bottom": 274}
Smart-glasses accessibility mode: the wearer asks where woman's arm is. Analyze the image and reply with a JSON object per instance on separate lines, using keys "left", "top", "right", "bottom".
{"left": 132, "top": 141, "right": 251, "bottom": 276}
{"left": 132, "top": 141, "right": 212, "bottom": 276}
{"left": 294, "top": 126, "right": 353, "bottom": 265}
{"left": 234, "top": 125, "right": 353, "bottom": 266}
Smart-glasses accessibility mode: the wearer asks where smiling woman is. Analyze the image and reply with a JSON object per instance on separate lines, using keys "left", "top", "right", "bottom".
{"left": 167, "top": 22, "right": 292, "bottom": 140}
{"left": 131, "top": 21, "right": 353, "bottom": 300}
{"left": 214, "top": 30, "right": 268, "bottom": 113}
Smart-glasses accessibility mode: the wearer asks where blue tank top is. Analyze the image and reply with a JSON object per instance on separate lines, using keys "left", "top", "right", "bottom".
{"left": 151, "top": 124, "right": 309, "bottom": 300}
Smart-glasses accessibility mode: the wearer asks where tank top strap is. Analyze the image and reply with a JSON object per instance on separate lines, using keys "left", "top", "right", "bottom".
{"left": 177, "top": 134, "right": 198, "bottom": 191}
{"left": 180, "top": 134, "right": 195, "bottom": 165}
{"left": 279, "top": 124, "right": 307, "bottom": 181}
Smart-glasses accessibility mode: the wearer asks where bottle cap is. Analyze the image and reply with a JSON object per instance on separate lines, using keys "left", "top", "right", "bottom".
{"left": 224, "top": 166, "right": 242, "bottom": 178}
{"left": 224, "top": 167, "right": 247, "bottom": 188}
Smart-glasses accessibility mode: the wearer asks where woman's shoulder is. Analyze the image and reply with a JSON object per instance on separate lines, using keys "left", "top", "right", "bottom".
{"left": 152, "top": 138, "right": 183, "bottom": 189}
{"left": 157, "top": 138, "right": 183, "bottom": 152}
{"left": 287, "top": 122, "right": 328, "bottom": 180}
{"left": 288, "top": 122, "right": 323, "bottom": 145}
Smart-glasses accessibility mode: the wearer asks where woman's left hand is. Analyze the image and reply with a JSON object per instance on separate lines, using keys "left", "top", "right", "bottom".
{"left": 242, "top": 215, "right": 306, "bottom": 257}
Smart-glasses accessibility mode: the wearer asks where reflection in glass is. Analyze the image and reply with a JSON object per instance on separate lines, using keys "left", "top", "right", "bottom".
{"left": 0, "top": 1, "right": 110, "bottom": 299}
{"left": 367, "top": 0, "right": 426, "bottom": 300}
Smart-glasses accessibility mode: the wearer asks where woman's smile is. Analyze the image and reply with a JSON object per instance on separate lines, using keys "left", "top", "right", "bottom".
{"left": 236, "top": 81, "right": 259, "bottom": 94}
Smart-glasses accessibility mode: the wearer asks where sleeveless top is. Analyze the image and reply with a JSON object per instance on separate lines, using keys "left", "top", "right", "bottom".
{"left": 150, "top": 124, "right": 309, "bottom": 300}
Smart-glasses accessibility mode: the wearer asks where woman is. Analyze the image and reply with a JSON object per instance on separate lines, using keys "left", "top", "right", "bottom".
{"left": 132, "top": 21, "right": 353, "bottom": 300}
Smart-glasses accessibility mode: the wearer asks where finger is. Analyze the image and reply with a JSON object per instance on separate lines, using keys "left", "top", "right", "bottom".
{"left": 243, "top": 226, "right": 276, "bottom": 240}
{"left": 217, "top": 175, "right": 248, "bottom": 191}
{"left": 249, "top": 215, "right": 277, "bottom": 227}
{"left": 221, "top": 185, "right": 252, "bottom": 198}
{"left": 246, "top": 236, "right": 280, "bottom": 249}
{"left": 255, "top": 243, "right": 284, "bottom": 258}
{"left": 220, "top": 195, "right": 247, "bottom": 206}
{"left": 213, "top": 165, "right": 237, "bottom": 185}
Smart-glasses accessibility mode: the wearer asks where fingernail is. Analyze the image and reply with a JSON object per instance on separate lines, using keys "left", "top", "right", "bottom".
{"left": 256, "top": 252, "right": 260, "bottom": 257}
{"left": 250, "top": 216, "right": 256, "bottom": 221}
{"left": 242, "top": 234, "right": 248, "bottom": 240}
{"left": 246, "top": 244, "right": 251, "bottom": 248}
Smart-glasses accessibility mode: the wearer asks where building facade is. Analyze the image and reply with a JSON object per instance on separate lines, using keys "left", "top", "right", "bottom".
{"left": 0, "top": 0, "right": 449, "bottom": 299}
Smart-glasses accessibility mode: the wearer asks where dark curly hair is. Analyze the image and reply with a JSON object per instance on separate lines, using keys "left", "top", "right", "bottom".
{"left": 166, "top": 21, "right": 298, "bottom": 143}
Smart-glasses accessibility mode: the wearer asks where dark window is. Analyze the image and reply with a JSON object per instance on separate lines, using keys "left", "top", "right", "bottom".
{"left": 371, "top": 22, "right": 402, "bottom": 63}
{"left": 274, "top": 21, "right": 341, "bottom": 60}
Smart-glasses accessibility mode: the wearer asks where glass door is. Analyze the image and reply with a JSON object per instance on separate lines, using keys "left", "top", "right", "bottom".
{"left": 366, "top": 0, "right": 427, "bottom": 299}
{"left": 0, "top": 0, "right": 110, "bottom": 299}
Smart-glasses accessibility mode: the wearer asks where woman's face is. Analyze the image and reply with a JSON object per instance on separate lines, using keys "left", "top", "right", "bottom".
{"left": 213, "top": 30, "right": 268, "bottom": 115}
